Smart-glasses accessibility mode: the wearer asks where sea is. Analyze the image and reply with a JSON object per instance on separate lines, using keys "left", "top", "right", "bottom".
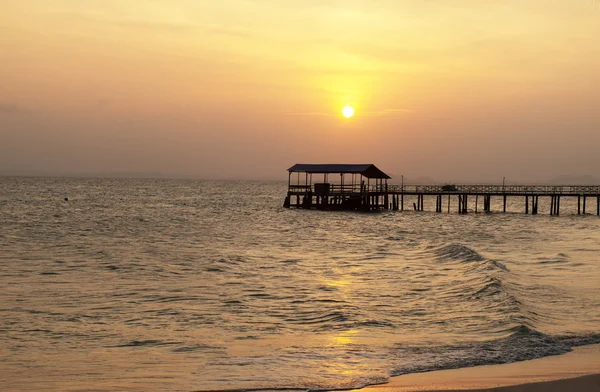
{"left": 1, "top": 177, "right": 600, "bottom": 392}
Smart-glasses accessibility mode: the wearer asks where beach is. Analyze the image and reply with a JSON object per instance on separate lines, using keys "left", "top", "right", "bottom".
{"left": 360, "top": 344, "right": 600, "bottom": 391}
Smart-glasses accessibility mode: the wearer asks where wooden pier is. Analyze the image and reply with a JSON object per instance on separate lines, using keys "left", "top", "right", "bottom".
{"left": 284, "top": 164, "right": 600, "bottom": 216}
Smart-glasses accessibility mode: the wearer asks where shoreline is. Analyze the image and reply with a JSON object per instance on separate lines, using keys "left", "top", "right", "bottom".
{"left": 356, "top": 343, "right": 600, "bottom": 392}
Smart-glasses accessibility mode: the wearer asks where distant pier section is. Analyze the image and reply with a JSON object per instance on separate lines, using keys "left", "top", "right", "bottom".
{"left": 283, "top": 163, "right": 600, "bottom": 215}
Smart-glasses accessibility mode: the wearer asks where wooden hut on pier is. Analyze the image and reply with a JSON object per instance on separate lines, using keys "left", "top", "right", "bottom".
{"left": 283, "top": 164, "right": 391, "bottom": 211}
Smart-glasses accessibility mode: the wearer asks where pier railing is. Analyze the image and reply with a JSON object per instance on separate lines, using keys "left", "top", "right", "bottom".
{"left": 383, "top": 184, "right": 600, "bottom": 195}
{"left": 290, "top": 183, "right": 600, "bottom": 195}
{"left": 289, "top": 184, "right": 384, "bottom": 194}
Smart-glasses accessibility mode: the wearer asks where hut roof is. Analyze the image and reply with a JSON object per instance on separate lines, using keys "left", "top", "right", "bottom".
{"left": 288, "top": 164, "right": 391, "bottom": 179}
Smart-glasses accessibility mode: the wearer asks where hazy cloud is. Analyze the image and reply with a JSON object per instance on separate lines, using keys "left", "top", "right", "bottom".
{"left": 365, "top": 108, "right": 413, "bottom": 116}
{"left": 0, "top": 103, "right": 23, "bottom": 115}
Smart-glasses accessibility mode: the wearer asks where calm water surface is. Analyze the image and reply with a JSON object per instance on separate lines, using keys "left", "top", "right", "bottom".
{"left": 1, "top": 178, "right": 599, "bottom": 391}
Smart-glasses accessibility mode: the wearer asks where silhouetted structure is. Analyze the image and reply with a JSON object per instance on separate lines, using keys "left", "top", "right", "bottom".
{"left": 284, "top": 164, "right": 391, "bottom": 211}
{"left": 284, "top": 164, "right": 600, "bottom": 215}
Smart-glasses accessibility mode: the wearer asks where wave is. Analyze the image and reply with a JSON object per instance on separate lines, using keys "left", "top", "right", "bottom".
{"left": 470, "top": 276, "right": 505, "bottom": 298}
{"left": 390, "top": 326, "right": 600, "bottom": 378}
{"left": 429, "top": 244, "right": 509, "bottom": 272}
{"left": 285, "top": 310, "right": 351, "bottom": 325}
{"left": 113, "top": 339, "right": 181, "bottom": 347}
{"left": 535, "top": 253, "right": 571, "bottom": 265}
{"left": 432, "top": 243, "right": 485, "bottom": 263}
{"left": 283, "top": 309, "right": 396, "bottom": 331}
{"left": 196, "top": 327, "right": 600, "bottom": 392}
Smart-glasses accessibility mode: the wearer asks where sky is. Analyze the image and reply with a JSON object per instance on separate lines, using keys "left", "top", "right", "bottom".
{"left": 1, "top": 0, "right": 599, "bottom": 182}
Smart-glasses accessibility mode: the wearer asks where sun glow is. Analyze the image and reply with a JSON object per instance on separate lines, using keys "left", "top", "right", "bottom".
{"left": 342, "top": 106, "right": 355, "bottom": 118}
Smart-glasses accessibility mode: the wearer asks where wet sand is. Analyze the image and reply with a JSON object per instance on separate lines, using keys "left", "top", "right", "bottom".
{"left": 358, "top": 344, "right": 600, "bottom": 391}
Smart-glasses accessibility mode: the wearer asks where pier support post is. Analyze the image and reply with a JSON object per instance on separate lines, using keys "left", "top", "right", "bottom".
{"left": 597, "top": 196, "right": 600, "bottom": 216}
{"left": 578, "top": 195, "right": 581, "bottom": 215}
{"left": 503, "top": 195, "right": 507, "bottom": 213}
{"left": 525, "top": 196, "right": 529, "bottom": 214}
{"left": 483, "top": 195, "right": 491, "bottom": 213}
{"left": 384, "top": 184, "right": 389, "bottom": 210}
{"left": 583, "top": 196, "right": 587, "bottom": 215}
{"left": 401, "top": 193, "right": 404, "bottom": 211}
{"left": 447, "top": 194, "right": 451, "bottom": 213}
{"left": 557, "top": 196, "right": 561, "bottom": 216}
{"left": 475, "top": 195, "right": 478, "bottom": 213}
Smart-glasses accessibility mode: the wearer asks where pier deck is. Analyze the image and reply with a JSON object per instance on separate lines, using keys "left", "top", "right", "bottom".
{"left": 387, "top": 184, "right": 600, "bottom": 196}
{"left": 284, "top": 163, "right": 600, "bottom": 215}
{"left": 383, "top": 184, "right": 600, "bottom": 216}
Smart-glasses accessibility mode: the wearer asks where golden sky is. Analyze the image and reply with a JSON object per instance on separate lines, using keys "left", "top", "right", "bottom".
{"left": 1, "top": 1, "right": 599, "bottom": 180}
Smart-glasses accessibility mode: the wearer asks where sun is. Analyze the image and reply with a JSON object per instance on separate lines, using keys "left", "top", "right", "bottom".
{"left": 342, "top": 106, "right": 355, "bottom": 118}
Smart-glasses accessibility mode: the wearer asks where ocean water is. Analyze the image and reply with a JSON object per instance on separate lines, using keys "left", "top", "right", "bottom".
{"left": 1, "top": 177, "right": 600, "bottom": 392}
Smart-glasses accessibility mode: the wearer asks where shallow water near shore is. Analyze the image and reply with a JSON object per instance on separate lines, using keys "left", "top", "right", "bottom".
{"left": 1, "top": 177, "right": 600, "bottom": 391}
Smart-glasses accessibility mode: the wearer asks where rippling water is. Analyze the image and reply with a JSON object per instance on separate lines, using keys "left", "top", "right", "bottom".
{"left": 1, "top": 177, "right": 600, "bottom": 391}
